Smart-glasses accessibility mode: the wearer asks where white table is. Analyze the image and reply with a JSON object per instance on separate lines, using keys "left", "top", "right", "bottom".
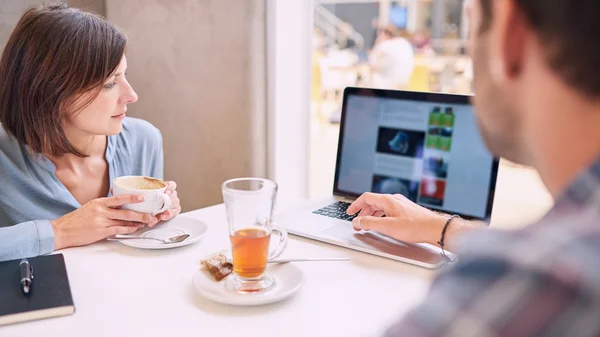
{"left": 3, "top": 202, "right": 436, "bottom": 337}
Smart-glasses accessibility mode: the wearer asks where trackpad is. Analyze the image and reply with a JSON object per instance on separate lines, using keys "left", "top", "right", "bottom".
{"left": 321, "top": 223, "right": 444, "bottom": 264}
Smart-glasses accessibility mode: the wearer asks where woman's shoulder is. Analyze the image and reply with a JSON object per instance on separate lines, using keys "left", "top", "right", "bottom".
{"left": 0, "top": 125, "right": 24, "bottom": 160}
{"left": 119, "top": 117, "right": 163, "bottom": 148}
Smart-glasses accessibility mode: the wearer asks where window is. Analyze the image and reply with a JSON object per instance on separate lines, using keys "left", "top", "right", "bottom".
{"left": 309, "top": 0, "right": 471, "bottom": 198}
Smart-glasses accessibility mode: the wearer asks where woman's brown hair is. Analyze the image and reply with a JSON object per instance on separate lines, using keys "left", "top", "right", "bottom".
{"left": 0, "top": 1, "right": 127, "bottom": 157}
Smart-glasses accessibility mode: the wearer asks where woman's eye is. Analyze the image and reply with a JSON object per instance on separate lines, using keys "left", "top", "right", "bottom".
{"left": 103, "top": 82, "right": 117, "bottom": 90}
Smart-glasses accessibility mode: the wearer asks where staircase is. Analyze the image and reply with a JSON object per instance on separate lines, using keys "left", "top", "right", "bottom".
{"left": 314, "top": 4, "right": 365, "bottom": 50}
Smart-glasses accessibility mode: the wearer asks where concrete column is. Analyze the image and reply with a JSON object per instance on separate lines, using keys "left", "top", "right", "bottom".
{"left": 378, "top": 0, "right": 391, "bottom": 27}
{"left": 0, "top": 0, "right": 45, "bottom": 48}
{"left": 67, "top": 0, "right": 105, "bottom": 15}
{"left": 431, "top": 0, "right": 446, "bottom": 40}
{"left": 106, "top": 0, "right": 268, "bottom": 210}
{"left": 406, "top": 0, "right": 418, "bottom": 33}
{"left": 1, "top": 0, "right": 269, "bottom": 211}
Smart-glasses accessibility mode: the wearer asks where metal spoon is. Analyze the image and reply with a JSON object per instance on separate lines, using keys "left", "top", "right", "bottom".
{"left": 107, "top": 234, "right": 190, "bottom": 244}
{"left": 223, "top": 256, "right": 350, "bottom": 264}
{"left": 268, "top": 257, "right": 350, "bottom": 264}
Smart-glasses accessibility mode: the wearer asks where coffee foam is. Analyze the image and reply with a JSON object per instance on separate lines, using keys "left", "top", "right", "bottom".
{"left": 115, "top": 176, "right": 166, "bottom": 190}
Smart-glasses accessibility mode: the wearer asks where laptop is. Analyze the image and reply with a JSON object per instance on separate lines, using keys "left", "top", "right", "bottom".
{"left": 277, "top": 87, "right": 500, "bottom": 269}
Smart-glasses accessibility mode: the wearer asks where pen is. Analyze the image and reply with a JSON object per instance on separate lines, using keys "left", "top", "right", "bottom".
{"left": 19, "top": 259, "right": 33, "bottom": 296}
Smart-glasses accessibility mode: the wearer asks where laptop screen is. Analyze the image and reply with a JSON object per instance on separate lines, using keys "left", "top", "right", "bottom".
{"left": 334, "top": 88, "right": 498, "bottom": 221}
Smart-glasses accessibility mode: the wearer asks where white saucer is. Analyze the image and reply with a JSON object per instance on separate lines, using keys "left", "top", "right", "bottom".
{"left": 192, "top": 263, "right": 305, "bottom": 306}
{"left": 116, "top": 216, "right": 208, "bottom": 249}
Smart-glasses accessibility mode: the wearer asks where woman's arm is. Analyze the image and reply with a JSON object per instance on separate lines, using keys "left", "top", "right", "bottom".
{"left": 0, "top": 195, "right": 160, "bottom": 262}
{"left": 0, "top": 220, "right": 54, "bottom": 262}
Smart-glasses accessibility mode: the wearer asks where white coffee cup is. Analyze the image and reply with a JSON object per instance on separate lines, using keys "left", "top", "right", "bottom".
{"left": 112, "top": 176, "right": 171, "bottom": 216}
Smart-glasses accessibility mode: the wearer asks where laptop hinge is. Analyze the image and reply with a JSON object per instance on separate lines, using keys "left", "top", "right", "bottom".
{"left": 334, "top": 195, "right": 356, "bottom": 203}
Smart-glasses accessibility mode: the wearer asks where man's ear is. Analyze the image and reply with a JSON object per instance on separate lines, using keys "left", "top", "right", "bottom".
{"left": 488, "top": 0, "right": 528, "bottom": 82}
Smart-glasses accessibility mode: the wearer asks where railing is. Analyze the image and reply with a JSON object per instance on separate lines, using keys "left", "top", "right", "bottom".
{"left": 314, "top": 4, "right": 365, "bottom": 50}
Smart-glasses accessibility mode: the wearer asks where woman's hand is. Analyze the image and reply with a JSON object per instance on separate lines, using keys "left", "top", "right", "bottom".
{"left": 51, "top": 194, "right": 158, "bottom": 250}
{"left": 151, "top": 181, "right": 181, "bottom": 225}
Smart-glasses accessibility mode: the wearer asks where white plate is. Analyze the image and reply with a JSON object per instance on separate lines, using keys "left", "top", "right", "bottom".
{"left": 116, "top": 216, "right": 208, "bottom": 249}
{"left": 193, "top": 263, "right": 305, "bottom": 306}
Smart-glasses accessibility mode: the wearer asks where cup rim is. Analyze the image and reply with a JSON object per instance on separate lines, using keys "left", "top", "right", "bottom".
{"left": 113, "top": 175, "right": 167, "bottom": 192}
{"left": 222, "top": 177, "right": 278, "bottom": 193}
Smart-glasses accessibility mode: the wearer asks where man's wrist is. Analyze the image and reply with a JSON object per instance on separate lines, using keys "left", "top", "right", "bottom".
{"left": 427, "top": 213, "right": 484, "bottom": 251}
{"left": 426, "top": 212, "right": 450, "bottom": 247}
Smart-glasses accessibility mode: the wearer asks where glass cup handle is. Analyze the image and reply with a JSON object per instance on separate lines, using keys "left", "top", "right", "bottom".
{"left": 268, "top": 226, "right": 288, "bottom": 260}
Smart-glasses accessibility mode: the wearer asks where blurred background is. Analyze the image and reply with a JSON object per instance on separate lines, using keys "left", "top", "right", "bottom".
{"left": 0, "top": 0, "right": 553, "bottom": 228}
{"left": 308, "top": 0, "right": 552, "bottom": 229}
{"left": 310, "top": 0, "right": 472, "bottom": 198}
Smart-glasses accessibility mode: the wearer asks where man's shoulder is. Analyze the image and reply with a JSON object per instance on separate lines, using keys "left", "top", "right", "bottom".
{"left": 456, "top": 208, "right": 600, "bottom": 284}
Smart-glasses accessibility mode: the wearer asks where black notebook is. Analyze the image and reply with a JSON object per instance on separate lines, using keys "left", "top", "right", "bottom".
{"left": 0, "top": 253, "right": 75, "bottom": 326}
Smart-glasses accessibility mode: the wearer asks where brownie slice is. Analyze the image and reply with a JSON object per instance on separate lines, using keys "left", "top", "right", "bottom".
{"left": 200, "top": 252, "right": 233, "bottom": 281}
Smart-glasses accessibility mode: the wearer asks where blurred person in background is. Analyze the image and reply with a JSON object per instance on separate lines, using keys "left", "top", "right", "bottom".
{"left": 368, "top": 25, "right": 415, "bottom": 90}
{"left": 411, "top": 29, "right": 434, "bottom": 56}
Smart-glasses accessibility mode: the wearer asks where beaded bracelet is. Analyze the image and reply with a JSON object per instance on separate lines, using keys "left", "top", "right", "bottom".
{"left": 437, "top": 214, "right": 460, "bottom": 263}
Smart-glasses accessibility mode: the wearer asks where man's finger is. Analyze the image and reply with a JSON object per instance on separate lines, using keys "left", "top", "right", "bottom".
{"left": 352, "top": 215, "right": 398, "bottom": 233}
{"left": 348, "top": 193, "right": 391, "bottom": 215}
{"left": 102, "top": 194, "right": 145, "bottom": 208}
{"left": 357, "top": 205, "right": 376, "bottom": 218}
{"left": 373, "top": 210, "right": 385, "bottom": 217}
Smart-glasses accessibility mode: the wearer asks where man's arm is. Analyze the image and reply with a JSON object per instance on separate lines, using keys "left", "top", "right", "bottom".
{"left": 432, "top": 215, "right": 485, "bottom": 252}
{"left": 348, "top": 193, "right": 486, "bottom": 252}
{"left": 383, "top": 254, "right": 591, "bottom": 337}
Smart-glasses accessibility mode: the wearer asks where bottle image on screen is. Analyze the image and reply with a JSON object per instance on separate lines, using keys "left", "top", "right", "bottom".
{"left": 429, "top": 106, "right": 442, "bottom": 126}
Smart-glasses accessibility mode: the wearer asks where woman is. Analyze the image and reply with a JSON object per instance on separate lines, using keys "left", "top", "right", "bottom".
{"left": 0, "top": 2, "right": 181, "bottom": 261}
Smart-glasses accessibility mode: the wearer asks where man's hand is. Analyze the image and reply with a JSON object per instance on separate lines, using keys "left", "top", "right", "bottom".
{"left": 347, "top": 193, "right": 482, "bottom": 250}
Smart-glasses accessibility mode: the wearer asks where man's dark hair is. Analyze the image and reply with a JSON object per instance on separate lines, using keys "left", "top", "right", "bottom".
{"left": 480, "top": 0, "right": 600, "bottom": 98}
{"left": 0, "top": 1, "right": 127, "bottom": 157}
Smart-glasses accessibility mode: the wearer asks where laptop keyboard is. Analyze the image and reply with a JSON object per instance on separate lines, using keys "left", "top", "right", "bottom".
{"left": 312, "top": 201, "right": 358, "bottom": 222}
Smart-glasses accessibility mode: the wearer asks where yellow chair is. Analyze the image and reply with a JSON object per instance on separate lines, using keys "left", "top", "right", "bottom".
{"left": 408, "top": 56, "right": 431, "bottom": 92}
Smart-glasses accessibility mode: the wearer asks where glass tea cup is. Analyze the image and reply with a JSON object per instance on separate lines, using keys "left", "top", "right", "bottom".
{"left": 222, "top": 178, "right": 287, "bottom": 293}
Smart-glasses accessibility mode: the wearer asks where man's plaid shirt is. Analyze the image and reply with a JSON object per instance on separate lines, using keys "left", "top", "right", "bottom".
{"left": 385, "top": 158, "right": 600, "bottom": 337}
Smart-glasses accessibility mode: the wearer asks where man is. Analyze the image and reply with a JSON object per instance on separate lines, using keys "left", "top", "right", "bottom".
{"left": 348, "top": 0, "right": 600, "bottom": 335}
{"left": 369, "top": 25, "right": 415, "bottom": 90}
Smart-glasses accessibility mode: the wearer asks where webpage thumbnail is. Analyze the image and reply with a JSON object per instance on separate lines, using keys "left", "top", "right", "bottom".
{"left": 372, "top": 175, "right": 419, "bottom": 202}
{"left": 428, "top": 106, "right": 455, "bottom": 127}
{"left": 376, "top": 127, "right": 425, "bottom": 158}
{"left": 426, "top": 106, "right": 455, "bottom": 152}
{"left": 423, "top": 155, "right": 449, "bottom": 179}
{"left": 418, "top": 178, "right": 446, "bottom": 207}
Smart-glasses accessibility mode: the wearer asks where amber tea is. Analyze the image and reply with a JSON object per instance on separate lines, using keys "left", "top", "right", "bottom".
{"left": 230, "top": 228, "right": 271, "bottom": 278}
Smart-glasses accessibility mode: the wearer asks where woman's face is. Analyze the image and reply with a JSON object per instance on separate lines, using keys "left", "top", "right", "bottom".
{"left": 65, "top": 56, "right": 138, "bottom": 137}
